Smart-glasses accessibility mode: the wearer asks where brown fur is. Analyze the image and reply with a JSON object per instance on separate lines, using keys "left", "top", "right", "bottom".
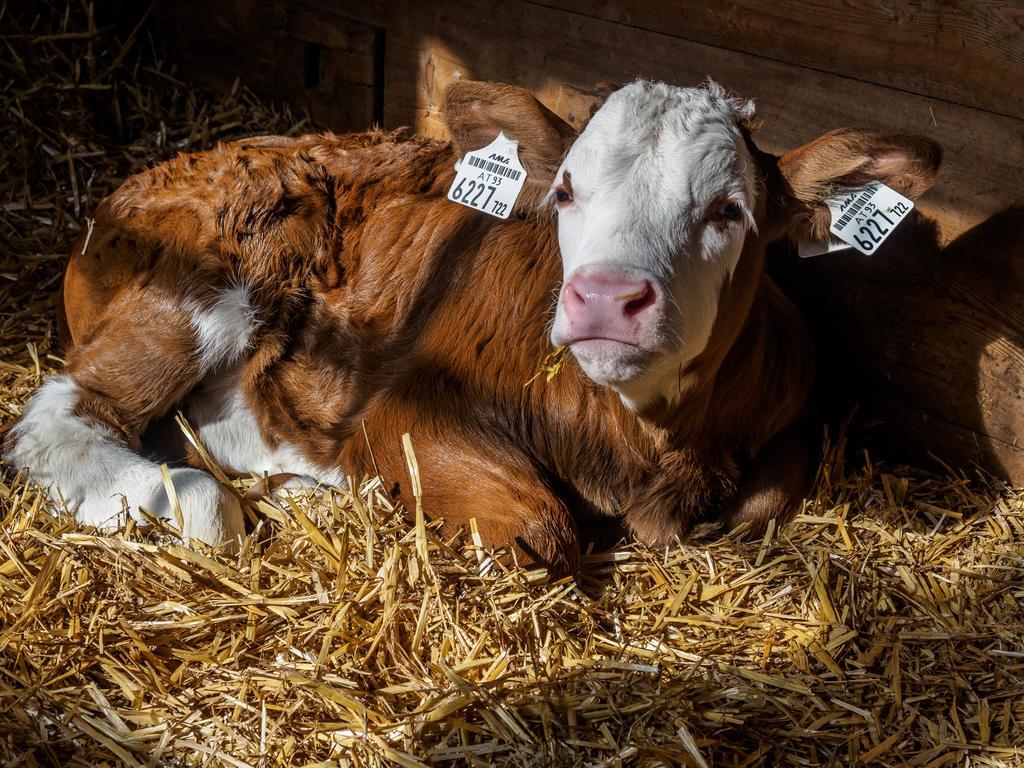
{"left": 45, "top": 81, "right": 941, "bottom": 574}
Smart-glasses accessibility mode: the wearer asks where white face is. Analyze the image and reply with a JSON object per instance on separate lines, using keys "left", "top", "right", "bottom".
{"left": 549, "top": 80, "right": 758, "bottom": 410}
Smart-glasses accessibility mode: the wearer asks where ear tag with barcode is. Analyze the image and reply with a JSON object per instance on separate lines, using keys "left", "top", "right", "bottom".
{"left": 826, "top": 181, "right": 914, "bottom": 255}
{"left": 448, "top": 131, "right": 527, "bottom": 220}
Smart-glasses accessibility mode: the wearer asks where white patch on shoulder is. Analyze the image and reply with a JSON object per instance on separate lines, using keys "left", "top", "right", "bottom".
{"left": 4, "top": 375, "right": 243, "bottom": 545}
{"left": 190, "top": 284, "right": 260, "bottom": 369}
{"left": 187, "top": 366, "right": 347, "bottom": 487}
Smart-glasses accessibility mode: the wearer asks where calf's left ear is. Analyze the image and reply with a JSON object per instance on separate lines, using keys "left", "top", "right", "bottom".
{"left": 776, "top": 128, "right": 942, "bottom": 240}
{"left": 444, "top": 79, "right": 576, "bottom": 208}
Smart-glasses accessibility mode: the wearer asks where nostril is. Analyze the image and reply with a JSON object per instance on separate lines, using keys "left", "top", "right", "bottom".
{"left": 622, "top": 282, "right": 655, "bottom": 317}
{"left": 564, "top": 281, "right": 588, "bottom": 313}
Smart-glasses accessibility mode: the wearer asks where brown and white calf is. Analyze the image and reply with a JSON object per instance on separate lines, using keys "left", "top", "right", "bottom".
{"left": 3, "top": 80, "right": 940, "bottom": 573}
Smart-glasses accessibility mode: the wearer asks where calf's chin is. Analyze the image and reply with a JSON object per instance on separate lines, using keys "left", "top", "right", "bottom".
{"left": 568, "top": 339, "right": 653, "bottom": 386}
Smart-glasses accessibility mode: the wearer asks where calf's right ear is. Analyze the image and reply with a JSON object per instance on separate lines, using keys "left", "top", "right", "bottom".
{"left": 444, "top": 80, "right": 576, "bottom": 209}
{"left": 776, "top": 128, "right": 942, "bottom": 241}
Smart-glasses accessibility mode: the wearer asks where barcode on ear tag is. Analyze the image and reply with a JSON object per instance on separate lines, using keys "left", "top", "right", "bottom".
{"left": 826, "top": 181, "right": 914, "bottom": 255}
{"left": 448, "top": 131, "right": 527, "bottom": 220}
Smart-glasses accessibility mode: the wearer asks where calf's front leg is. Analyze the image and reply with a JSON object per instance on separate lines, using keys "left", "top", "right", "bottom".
{"left": 3, "top": 284, "right": 252, "bottom": 546}
{"left": 722, "top": 420, "right": 814, "bottom": 536}
{"left": 358, "top": 432, "right": 580, "bottom": 576}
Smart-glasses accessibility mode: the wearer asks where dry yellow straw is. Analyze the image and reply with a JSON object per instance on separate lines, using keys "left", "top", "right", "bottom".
{"left": 402, "top": 432, "right": 434, "bottom": 583}
{"left": 159, "top": 462, "right": 185, "bottom": 535}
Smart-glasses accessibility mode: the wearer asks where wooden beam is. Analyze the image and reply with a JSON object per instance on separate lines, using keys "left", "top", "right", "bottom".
{"left": 527, "top": 0, "right": 1024, "bottom": 121}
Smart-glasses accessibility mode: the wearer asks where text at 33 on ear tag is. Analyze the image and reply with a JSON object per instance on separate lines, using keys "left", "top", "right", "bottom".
{"left": 826, "top": 181, "right": 914, "bottom": 255}
{"left": 447, "top": 131, "right": 527, "bottom": 220}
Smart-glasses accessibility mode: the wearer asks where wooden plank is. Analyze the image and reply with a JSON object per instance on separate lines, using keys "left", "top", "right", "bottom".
{"left": 275, "top": 7, "right": 384, "bottom": 130}
{"left": 527, "top": 0, "right": 1024, "bottom": 121}
{"left": 333, "top": 0, "right": 1023, "bottom": 244}
{"left": 150, "top": 1, "right": 279, "bottom": 96}
{"left": 152, "top": 1, "right": 384, "bottom": 132}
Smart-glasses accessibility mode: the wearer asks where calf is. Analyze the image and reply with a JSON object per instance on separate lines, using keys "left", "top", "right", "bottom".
{"left": 3, "top": 80, "right": 940, "bottom": 573}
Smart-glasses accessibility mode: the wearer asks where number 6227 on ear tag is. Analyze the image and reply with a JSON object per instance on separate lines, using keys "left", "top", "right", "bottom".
{"left": 447, "top": 131, "right": 528, "bottom": 220}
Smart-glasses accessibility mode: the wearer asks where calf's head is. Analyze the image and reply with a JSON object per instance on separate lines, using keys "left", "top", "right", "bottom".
{"left": 445, "top": 79, "right": 941, "bottom": 410}
{"left": 549, "top": 81, "right": 761, "bottom": 409}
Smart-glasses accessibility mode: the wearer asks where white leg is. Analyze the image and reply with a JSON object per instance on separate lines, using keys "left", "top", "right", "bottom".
{"left": 187, "top": 366, "right": 347, "bottom": 488}
{"left": 4, "top": 375, "right": 244, "bottom": 546}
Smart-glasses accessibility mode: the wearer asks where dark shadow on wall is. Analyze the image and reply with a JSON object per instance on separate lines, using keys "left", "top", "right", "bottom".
{"left": 770, "top": 207, "right": 1024, "bottom": 483}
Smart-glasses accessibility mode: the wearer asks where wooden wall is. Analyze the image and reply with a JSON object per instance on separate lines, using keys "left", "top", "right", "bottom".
{"left": 149, "top": 1, "right": 1024, "bottom": 480}
{"left": 152, "top": 0, "right": 1024, "bottom": 245}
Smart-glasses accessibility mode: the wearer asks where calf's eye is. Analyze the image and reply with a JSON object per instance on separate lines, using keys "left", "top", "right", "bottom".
{"left": 707, "top": 198, "right": 746, "bottom": 225}
{"left": 554, "top": 187, "right": 573, "bottom": 205}
{"left": 722, "top": 201, "right": 743, "bottom": 221}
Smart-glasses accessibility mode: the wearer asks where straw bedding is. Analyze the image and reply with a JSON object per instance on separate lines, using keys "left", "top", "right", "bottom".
{"left": 1, "top": 5, "right": 1022, "bottom": 766}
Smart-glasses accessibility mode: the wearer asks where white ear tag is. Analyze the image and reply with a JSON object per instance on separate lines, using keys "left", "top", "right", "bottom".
{"left": 447, "top": 131, "right": 528, "bottom": 220}
{"left": 798, "top": 238, "right": 853, "bottom": 259}
{"left": 825, "top": 181, "right": 914, "bottom": 255}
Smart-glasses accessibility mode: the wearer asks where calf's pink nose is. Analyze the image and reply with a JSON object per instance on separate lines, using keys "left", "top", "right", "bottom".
{"left": 562, "top": 271, "right": 659, "bottom": 342}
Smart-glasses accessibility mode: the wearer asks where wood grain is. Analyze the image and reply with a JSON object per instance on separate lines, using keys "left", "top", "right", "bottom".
{"left": 152, "top": 2, "right": 383, "bottom": 132}
{"left": 529, "top": 0, "right": 1024, "bottom": 121}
